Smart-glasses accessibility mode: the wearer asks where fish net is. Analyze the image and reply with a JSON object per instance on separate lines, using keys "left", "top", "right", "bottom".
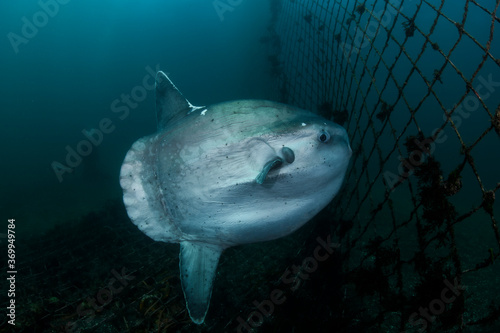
{"left": 3, "top": 1, "right": 499, "bottom": 333}
{"left": 264, "top": 0, "right": 500, "bottom": 331}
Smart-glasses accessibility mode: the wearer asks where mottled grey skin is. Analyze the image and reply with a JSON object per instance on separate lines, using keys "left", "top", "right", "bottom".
{"left": 120, "top": 71, "right": 351, "bottom": 324}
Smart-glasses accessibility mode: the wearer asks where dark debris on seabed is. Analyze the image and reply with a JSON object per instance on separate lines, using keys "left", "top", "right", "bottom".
{"left": 0, "top": 199, "right": 364, "bottom": 333}
{"left": 3, "top": 197, "right": 499, "bottom": 332}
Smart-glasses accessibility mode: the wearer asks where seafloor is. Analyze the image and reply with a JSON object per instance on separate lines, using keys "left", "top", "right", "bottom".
{"left": 2, "top": 199, "right": 499, "bottom": 332}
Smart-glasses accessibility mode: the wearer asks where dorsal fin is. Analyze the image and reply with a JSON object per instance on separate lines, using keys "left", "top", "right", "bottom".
{"left": 155, "top": 71, "right": 203, "bottom": 129}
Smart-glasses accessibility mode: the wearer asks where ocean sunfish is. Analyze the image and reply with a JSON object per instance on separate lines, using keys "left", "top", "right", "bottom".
{"left": 120, "top": 71, "right": 351, "bottom": 324}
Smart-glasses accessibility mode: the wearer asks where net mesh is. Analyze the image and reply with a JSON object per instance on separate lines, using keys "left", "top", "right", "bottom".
{"left": 3, "top": 1, "right": 500, "bottom": 332}
{"left": 264, "top": 0, "right": 500, "bottom": 331}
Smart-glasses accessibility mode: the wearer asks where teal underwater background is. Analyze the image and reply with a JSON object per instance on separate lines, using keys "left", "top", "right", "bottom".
{"left": 1, "top": 0, "right": 500, "bottom": 332}
{"left": 1, "top": 0, "right": 273, "bottom": 236}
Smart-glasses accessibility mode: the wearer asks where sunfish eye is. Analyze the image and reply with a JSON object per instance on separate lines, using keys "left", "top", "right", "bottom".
{"left": 317, "top": 129, "right": 330, "bottom": 143}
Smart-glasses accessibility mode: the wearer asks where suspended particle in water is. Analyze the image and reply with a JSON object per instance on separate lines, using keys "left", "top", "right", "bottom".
{"left": 433, "top": 70, "right": 443, "bottom": 84}
{"left": 483, "top": 191, "right": 495, "bottom": 215}
{"left": 402, "top": 18, "right": 416, "bottom": 37}
{"left": 333, "top": 109, "right": 349, "bottom": 126}
{"left": 318, "top": 101, "right": 333, "bottom": 119}
{"left": 441, "top": 169, "right": 462, "bottom": 196}
{"left": 355, "top": 4, "right": 366, "bottom": 15}
{"left": 376, "top": 101, "right": 393, "bottom": 121}
{"left": 493, "top": 105, "right": 500, "bottom": 136}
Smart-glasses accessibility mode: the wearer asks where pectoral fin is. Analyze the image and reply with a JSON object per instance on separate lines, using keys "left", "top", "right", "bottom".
{"left": 255, "top": 157, "right": 283, "bottom": 184}
{"left": 179, "top": 241, "right": 224, "bottom": 324}
{"left": 246, "top": 138, "right": 283, "bottom": 184}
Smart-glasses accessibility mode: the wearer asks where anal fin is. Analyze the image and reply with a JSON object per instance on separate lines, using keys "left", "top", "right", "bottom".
{"left": 179, "top": 241, "right": 224, "bottom": 324}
